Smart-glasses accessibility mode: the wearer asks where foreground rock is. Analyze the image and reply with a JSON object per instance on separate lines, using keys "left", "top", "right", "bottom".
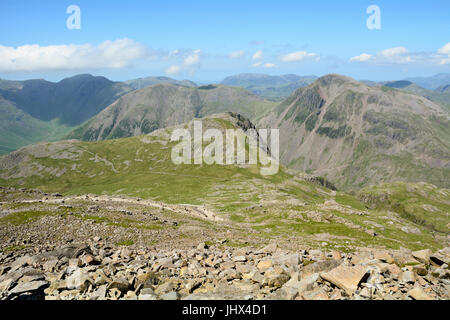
{"left": 0, "top": 242, "right": 449, "bottom": 300}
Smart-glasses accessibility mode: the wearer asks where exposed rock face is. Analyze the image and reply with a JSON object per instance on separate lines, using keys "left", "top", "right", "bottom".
{"left": 67, "top": 84, "right": 276, "bottom": 141}
{"left": 0, "top": 241, "right": 449, "bottom": 300}
{"left": 258, "top": 74, "right": 450, "bottom": 190}
{"left": 320, "top": 265, "right": 369, "bottom": 295}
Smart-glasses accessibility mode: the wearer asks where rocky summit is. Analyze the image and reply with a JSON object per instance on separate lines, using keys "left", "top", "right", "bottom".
{"left": 0, "top": 240, "right": 449, "bottom": 300}
{"left": 0, "top": 187, "right": 449, "bottom": 301}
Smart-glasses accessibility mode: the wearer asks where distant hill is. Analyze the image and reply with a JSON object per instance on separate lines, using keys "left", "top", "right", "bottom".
{"left": 125, "top": 76, "right": 197, "bottom": 90}
{"left": 221, "top": 73, "right": 317, "bottom": 99}
{"left": 383, "top": 81, "right": 450, "bottom": 112}
{"left": 405, "top": 73, "right": 450, "bottom": 90}
{"left": 0, "top": 74, "right": 134, "bottom": 154}
{"left": 67, "top": 84, "right": 278, "bottom": 141}
{"left": 258, "top": 74, "right": 450, "bottom": 190}
{"left": 436, "top": 84, "right": 450, "bottom": 93}
{"left": 0, "top": 74, "right": 133, "bottom": 125}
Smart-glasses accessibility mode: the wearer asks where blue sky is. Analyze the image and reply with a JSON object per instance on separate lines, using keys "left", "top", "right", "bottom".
{"left": 0, "top": 0, "right": 449, "bottom": 83}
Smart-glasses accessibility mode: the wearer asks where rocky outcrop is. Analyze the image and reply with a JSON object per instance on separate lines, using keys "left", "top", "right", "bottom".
{"left": 0, "top": 242, "right": 448, "bottom": 300}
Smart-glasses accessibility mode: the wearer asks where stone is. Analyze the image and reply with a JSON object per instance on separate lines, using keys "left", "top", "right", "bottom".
{"left": 10, "top": 255, "right": 32, "bottom": 271}
{"left": 159, "top": 257, "right": 174, "bottom": 268}
{"left": 108, "top": 278, "right": 130, "bottom": 293}
{"left": 251, "top": 272, "right": 265, "bottom": 284}
{"left": 43, "top": 259, "right": 59, "bottom": 272}
{"left": 320, "top": 265, "right": 368, "bottom": 296}
{"left": 92, "top": 285, "right": 107, "bottom": 299}
{"left": 69, "top": 258, "right": 81, "bottom": 267}
{"left": 9, "top": 280, "right": 49, "bottom": 295}
{"left": 301, "top": 288, "right": 329, "bottom": 300}
{"left": 263, "top": 273, "right": 290, "bottom": 288}
{"left": 408, "top": 287, "right": 433, "bottom": 300}
{"left": 262, "top": 243, "right": 277, "bottom": 254}
{"left": 273, "top": 253, "right": 301, "bottom": 267}
{"left": 0, "top": 278, "right": 15, "bottom": 292}
{"left": 82, "top": 255, "right": 101, "bottom": 266}
{"left": 373, "top": 251, "right": 395, "bottom": 264}
{"left": 301, "top": 259, "right": 341, "bottom": 278}
{"left": 232, "top": 256, "right": 247, "bottom": 262}
{"left": 412, "top": 249, "right": 432, "bottom": 264}
{"left": 66, "top": 269, "right": 93, "bottom": 292}
{"left": 351, "top": 251, "right": 374, "bottom": 265}
{"left": 257, "top": 260, "right": 273, "bottom": 271}
{"left": 412, "top": 265, "right": 428, "bottom": 276}
{"left": 139, "top": 293, "right": 158, "bottom": 300}
{"left": 330, "top": 251, "right": 342, "bottom": 260}
{"left": 160, "top": 291, "right": 180, "bottom": 300}
{"left": 46, "top": 280, "right": 68, "bottom": 293}
{"left": 430, "top": 252, "right": 449, "bottom": 266}
{"left": 400, "top": 271, "right": 416, "bottom": 284}
{"left": 283, "top": 272, "right": 319, "bottom": 295}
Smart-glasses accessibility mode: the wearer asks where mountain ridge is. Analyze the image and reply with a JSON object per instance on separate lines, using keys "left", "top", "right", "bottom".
{"left": 258, "top": 74, "right": 450, "bottom": 190}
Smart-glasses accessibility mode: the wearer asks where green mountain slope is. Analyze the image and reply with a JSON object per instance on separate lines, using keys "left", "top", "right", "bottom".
{"left": 0, "top": 113, "right": 447, "bottom": 251}
{"left": 258, "top": 74, "right": 450, "bottom": 190}
{"left": 0, "top": 74, "right": 134, "bottom": 155}
{"left": 67, "top": 84, "right": 278, "bottom": 141}
{"left": 0, "top": 74, "right": 133, "bottom": 125}
{"left": 0, "top": 96, "right": 74, "bottom": 155}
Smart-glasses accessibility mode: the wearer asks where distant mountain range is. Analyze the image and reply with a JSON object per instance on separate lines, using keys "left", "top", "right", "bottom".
{"left": 221, "top": 73, "right": 318, "bottom": 99}
{"left": 405, "top": 73, "right": 450, "bottom": 90}
{"left": 1, "top": 72, "right": 449, "bottom": 191}
{"left": 125, "top": 76, "right": 197, "bottom": 90}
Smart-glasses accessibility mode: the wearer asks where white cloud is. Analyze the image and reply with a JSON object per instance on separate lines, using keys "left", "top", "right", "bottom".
{"left": 438, "top": 43, "right": 450, "bottom": 55}
{"left": 0, "top": 39, "right": 146, "bottom": 72}
{"left": 230, "top": 50, "right": 245, "bottom": 58}
{"left": 350, "top": 53, "right": 372, "bottom": 62}
{"left": 280, "top": 51, "right": 318, "bottom": 62}
{"left": 380, "top": 46, "right": 408, "bottom": 58}
{"left": 252, "top": 50, "right": 263, "bottom": 60}
{"left": 183, "top": 50, "right": 200, "bottom": 66}
{"left": 349, "top": 46, "right": 441, "bottom": 64}
{"left": 165, "top": 65, "right": 181, "bottom": 75}
{"left": 251, "top": 62, "right": 262, "bottom": 67}
{"left": 263, "top": 63, "right": 276, "bottom": 68}
{"left": 438, "top": 43, "right": 450, "bottom": 64}
{"left": 165, "top": 49, "right": 201, "bottom": 75}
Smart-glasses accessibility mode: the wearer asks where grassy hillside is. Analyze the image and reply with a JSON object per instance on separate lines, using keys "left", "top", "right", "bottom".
{"left": 0, "top": 114, "right": 448, "bottom": 251}
{"left": 0, "top": 98, "right": 74, "bottom": 155}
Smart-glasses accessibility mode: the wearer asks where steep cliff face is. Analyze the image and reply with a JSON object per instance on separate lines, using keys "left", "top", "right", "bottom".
{"left": 259, "top": 74, "right": 450, "bottom": 189}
